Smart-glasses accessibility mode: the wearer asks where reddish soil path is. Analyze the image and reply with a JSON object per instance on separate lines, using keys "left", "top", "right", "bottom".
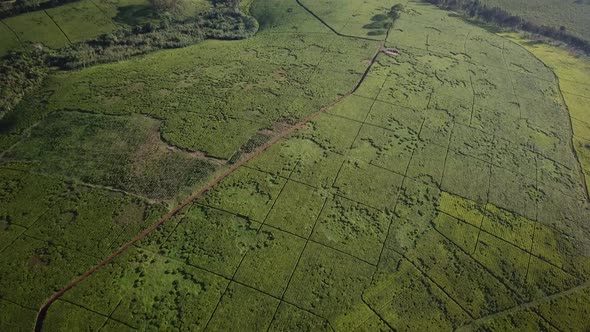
{"left": 34, "top": 42, "right": 386, "bottom": 331}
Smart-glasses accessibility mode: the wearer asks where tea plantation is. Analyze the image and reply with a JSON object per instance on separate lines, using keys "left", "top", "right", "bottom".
{"left": 1, "top": 0, "right": 589, "bottom": 330}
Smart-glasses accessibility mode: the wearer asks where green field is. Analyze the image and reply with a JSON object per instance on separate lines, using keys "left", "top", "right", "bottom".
{"left": 1, "top": 0, "right": 590, "bottom": 330}
{"left": 0, "top": 0, "right": 212, "bottom": 55}
{"left": 483, "top": 0, "right": 590, "bottom": 43}
{"left": 2, "top": 10, "right": 70, "bottom": 49}
{"left": 503, "top": 32, "right": 590, "bottom": 214}
{"left": 0, "top": 21, "right": 21, "bottom": 54}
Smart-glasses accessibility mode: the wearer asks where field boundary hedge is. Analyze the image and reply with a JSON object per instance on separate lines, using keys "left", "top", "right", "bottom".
{"left": 33, "top": 40, "right": 386, "bottom": 332}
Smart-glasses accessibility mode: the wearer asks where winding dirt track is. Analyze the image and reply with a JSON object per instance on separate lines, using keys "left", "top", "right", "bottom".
{"left": 33, "top": 23, "right": 386, "bottom": 331}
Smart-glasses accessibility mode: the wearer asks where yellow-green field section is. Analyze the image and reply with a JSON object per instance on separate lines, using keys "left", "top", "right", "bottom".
{"left": 0, "top": 0, "right": 386, "bottom": 330}
{"left": 30, "top": 1, "right": 590, "bottom": 331}
{"left": 504, "top": 33, "right": 590, "bottom": 195}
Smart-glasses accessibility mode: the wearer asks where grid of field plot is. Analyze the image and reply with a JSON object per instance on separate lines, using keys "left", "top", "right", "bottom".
{"left": 2, "top": 0, "right": 590, "bottom": 330}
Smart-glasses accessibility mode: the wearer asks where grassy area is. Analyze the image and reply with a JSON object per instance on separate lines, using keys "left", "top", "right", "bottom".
{"left": 0, "top": 0, "right": 381, "bottom": 329}
{"left": 0, "top": 22, "right": 21, "bottom": 55}
{"left": 34, "top": 1, "right": 590, "bottom": 330}
{"left": 299, "top": 0, "right": 403, "bottom": 38}
{"left": 35, "top": 26, "right": 377, "bottom": 159}
{"left": 0, "top": 0, "right": 212, "bottom": 54}
{"left": 2, "top": 10, "right": 70, "bottom": 49}
{"left": 2, "top": 0, "right": 590, "bottom": 330}
{"left": 4, "top": 111, "right": 216, "bottom": 200}
{"left": 483, "top": 0, "right": 590, "bottom": 43}
{"left": 0, "top": 165, "right": 168, "bottom": 318}
{"left": 503, "top": 33, "right": 590, "bottom": 202}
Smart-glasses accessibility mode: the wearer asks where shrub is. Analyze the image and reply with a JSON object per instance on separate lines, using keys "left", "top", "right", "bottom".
{"left": 0, "top": 0, "right": 77, "bottom": 19}
{"left": 0, "top": 49, "right": 47, "bottom": 118}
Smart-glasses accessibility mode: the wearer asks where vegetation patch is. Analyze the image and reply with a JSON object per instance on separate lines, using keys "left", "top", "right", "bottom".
{"left": 424, "top": 0, "right": 590, "bottom": 53}
{"left": 283, "top": 241, "right": 376, "bottom": 330}
{"left": 3, "top": 10, "right": 70, "bottom": 48}
{"left": 311, "top": 195, "right": 390, "bottom": 264}
{"left": 4, "top": 111, "right": 215, "bottom": 199}
{"left": 4, "top": 0, "right": 590, "bottom": 330}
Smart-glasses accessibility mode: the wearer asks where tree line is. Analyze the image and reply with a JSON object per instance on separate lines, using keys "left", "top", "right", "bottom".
{"left": 0, "top": 0, "right": 257, "bottom": 119}
{"left": 423, "top": 0, "right": 590, "bottom": 53}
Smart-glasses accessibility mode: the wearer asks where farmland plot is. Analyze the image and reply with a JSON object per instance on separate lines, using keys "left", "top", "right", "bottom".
{"left": 299, "top": 0, "right": 400, "bottom": 38}
{"left": 4, "top": 111, "right": 215, "bottom": 200}
{"left": 37, "top": 28, "right": 379, "bottom": 159}
{"left": 2, "top": 11, "right": 70, "bottom": 49}
{"left": 46, "top": 0, "right": 118, "bottom": 42}
{"left": 6, "top": 0, "right": 590, "bottom": 331}
{"left": 504, "top": 33, "right": 590, "bottom": 200}
{"left": 0, "top": 0, "right": 184, "bottom": 54}
{"left": 0, "top": 164, "right": 167, "bottom": 331}
{"left": 0, "top": 0, "right": 382, "bottom": 329}
{"left": 482, "top": 0, "right": 590, "bottom": 43}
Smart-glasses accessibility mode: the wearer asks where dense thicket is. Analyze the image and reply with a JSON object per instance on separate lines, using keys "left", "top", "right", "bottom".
{"left": 424, "top": 0, "right": 590, "bottom": 53}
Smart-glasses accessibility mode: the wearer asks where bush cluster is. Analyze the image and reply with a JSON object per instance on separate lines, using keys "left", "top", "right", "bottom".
{"left": 0, "top": 50, "right": 47, "bottom": 118}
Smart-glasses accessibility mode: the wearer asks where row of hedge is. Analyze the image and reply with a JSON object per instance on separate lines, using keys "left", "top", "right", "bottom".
{"left": 423, "top": 0, "right": 590, "bottom": 53}
{"left": 0, "top": 0, "right": 79, "bottom": 19}
{"left": 0, "top": 5, "right": 258, "bottom": 118}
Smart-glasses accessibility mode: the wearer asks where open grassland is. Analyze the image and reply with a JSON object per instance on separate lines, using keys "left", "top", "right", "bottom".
{"left": 482, "top": 0, "right": 590, "bottom": 43}
{"left": 3, "top": 111, "right": 216, "bottom": 200}
{"left": 30, "top": 0, "right": 590, "bottom": 331}
{"left": 502, "top": 33, "right": 590, "bottom": 208}
{"left": 0, "top": 21, "right": 21, "bottom": 54}
{"left": 15, "top": 28, "right": 379, "bottom": 160}
{"left": 298, "top": 0, "right": 398, "bottom": 38}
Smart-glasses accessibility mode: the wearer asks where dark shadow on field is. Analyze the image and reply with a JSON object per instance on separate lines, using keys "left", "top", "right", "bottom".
{"left": 115, "top": 5, "right": 156, "bottom": 26}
